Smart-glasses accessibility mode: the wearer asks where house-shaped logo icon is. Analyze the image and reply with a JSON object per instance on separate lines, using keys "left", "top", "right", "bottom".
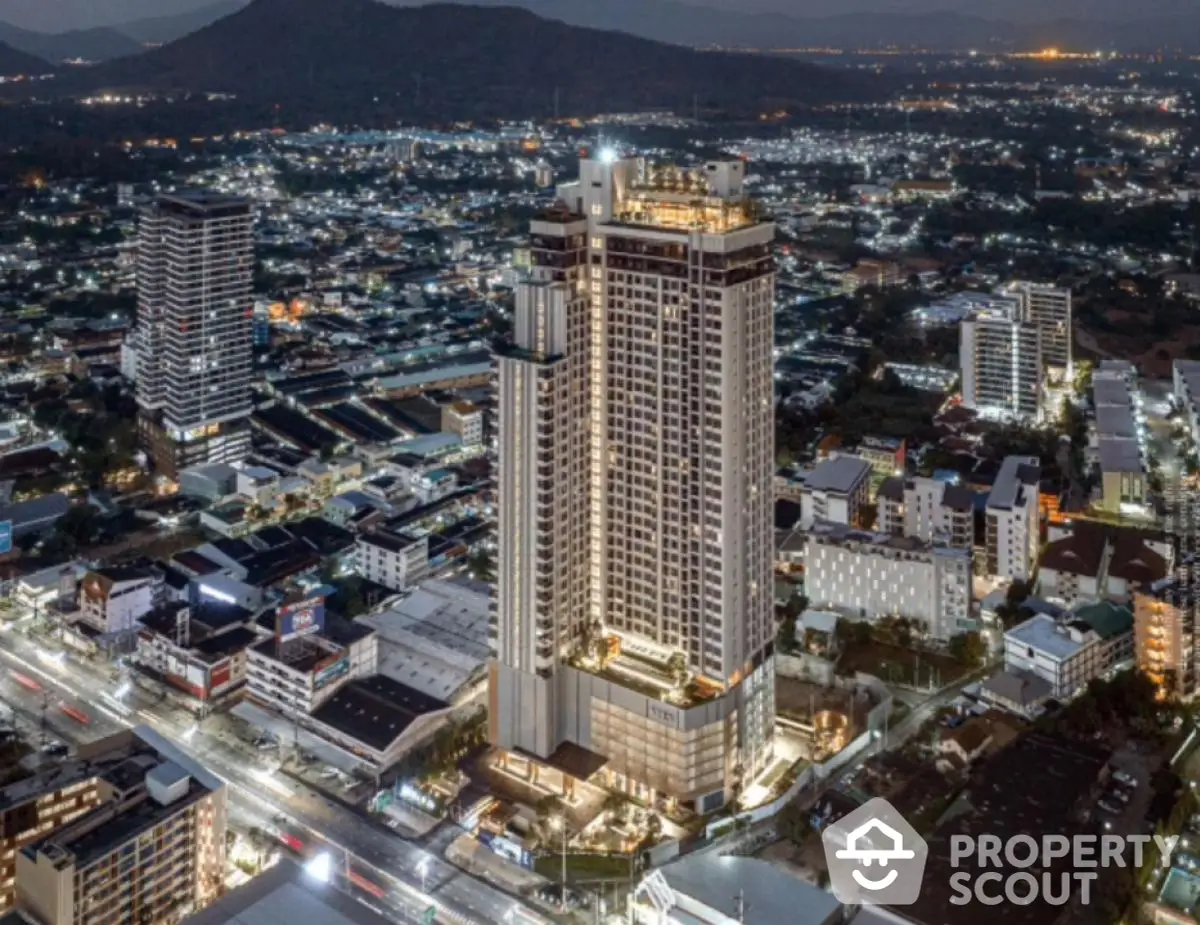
{"left": 823, "top": 797, "right": 928, "bottom": 905}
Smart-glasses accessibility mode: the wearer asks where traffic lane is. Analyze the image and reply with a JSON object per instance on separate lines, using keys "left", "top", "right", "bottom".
{"left": 5, "top": 632, "right": 538, "bottom": 924}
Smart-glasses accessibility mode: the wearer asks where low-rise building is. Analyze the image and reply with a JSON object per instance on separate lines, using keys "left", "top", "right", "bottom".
{"left": 442, "top": 400, "right": 484, "bottom": 448}
{"left": 1038, "top": 522, "right": 1169, "bottom": 607}
{"left": 632, "top": 853, "right": 842, "bottom": 925}
{"left": 246, "top": 600, "right": 376, "bottom": 717}
{"left": 1092, "top": 371, "right": 1147, "bottom": 517}
{"left": 804, "top": 523, "right": 972, "bottom": 640}
{"left": 877, "top": 475, "right": 974, "bottom": 549}
{"left": 798, "top": 456, "right": 872, "bottom": 530}
{"left": 855, "top": 436, "right": 906, "bottom": 488}
{"left": 78, "top": 566, "right": 160, "bottom": 637}
{"left": 356, "top": 529, "right": 429, "bottom": 593}
{"left": 136, "top": 601, "right": 260, "bottom": 707}
{"left": 1003, "top": 604, "right": 1133, "bottom": 699}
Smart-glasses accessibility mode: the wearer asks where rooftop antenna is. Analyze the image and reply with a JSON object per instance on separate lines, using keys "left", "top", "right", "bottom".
{"left": 553, "top": 86, "right": 560, "bottom": 121}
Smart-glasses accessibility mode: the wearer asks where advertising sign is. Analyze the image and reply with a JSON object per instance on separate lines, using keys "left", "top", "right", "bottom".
{"left": 276, "top": 599, "right": 325, "bottom": 643}
{"left": 313, "top": 654, "right": 349, "bottom": 691}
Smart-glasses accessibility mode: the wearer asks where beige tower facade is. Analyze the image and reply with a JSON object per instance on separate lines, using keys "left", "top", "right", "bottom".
{"left": 491, "top": 155, "right": 776, "bottom": 812}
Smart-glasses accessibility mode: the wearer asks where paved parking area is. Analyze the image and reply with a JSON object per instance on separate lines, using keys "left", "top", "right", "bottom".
{"left": 1094, "top": 744, "right": 1159, "bottom": 838}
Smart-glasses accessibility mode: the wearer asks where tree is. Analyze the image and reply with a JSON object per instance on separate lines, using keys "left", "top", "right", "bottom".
{"left": 666, "top": 652, "right": 688, "bottom": 687}
{"left": 467, "top": 547, "right": 496, "bottom": 582}
{"left": 948, "top": 631, "right": 986, "bottom": 667}
{"left": 776, "top": 613, "right": 798, "bottom": 653}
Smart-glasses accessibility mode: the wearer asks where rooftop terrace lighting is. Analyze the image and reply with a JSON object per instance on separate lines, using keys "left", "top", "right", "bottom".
{"left": 598, "top": 147, "right": 618, "bottom": 164}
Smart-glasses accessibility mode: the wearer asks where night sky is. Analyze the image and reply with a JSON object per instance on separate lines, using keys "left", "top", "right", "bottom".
{"left": 3, "top": 0, "right": 1196, "bottom": 35}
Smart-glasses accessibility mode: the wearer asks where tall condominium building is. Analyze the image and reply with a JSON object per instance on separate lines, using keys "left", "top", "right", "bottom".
{"left": 1009, "top": 282, "right": 1072, "bottom": 377}
{"left": 136, "top": 191, "right": 254, "bottom": 479}
{"left": 15, "top": 726, "right": 226, "bottom": 925}
{"left": 959, "top": 301, "right": 1042, "bottom": 422}
{"left": 491, "top": 154, "right": 776, "bottom": 812}
{"left": 984, "top": 455, "right": 1042, "bottom": 582}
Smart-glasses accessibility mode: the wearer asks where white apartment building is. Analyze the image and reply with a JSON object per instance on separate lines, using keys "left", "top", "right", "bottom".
{"left": 804, "top": 523, "right": 973, "bottom": 640}
{"left": 877, "top": 475, "right": 974, "bottom": 549}
{"left": 136, "top": 192, "right": 254, "bottom": 478}
{"left": 247, "top": 626, "right": 377, "bottom": 718}
{"left": 1003, "top": 606, "right": 1133, "bottom": 699}
{"left": 78, "top": 566, "right": 159, "bottom": 636}
{"left": 798, "top": 456, "right": 872, "bottom": 529}
{"left": 356, "top": 530, "right": 429, "bottom": 592}
{"left": 491, "top": 154, "right": 776, "bottom": 812}
{"left": 960, "top": 300, "right": 1042, "bottom": 422}
{"left": 985, "top": 456, "right": 1042, "bottom": 582}
{"left": 1007, "top": 282, "right": 1073, "bottom": 377}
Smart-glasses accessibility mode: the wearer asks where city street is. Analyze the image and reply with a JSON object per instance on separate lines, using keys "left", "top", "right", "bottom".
{"left": 0, "top": 628, "right": 547, "bottom": 925}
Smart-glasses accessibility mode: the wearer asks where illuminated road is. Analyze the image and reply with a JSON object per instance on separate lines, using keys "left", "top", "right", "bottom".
{"left": 0, "top": 629, "right": 548, "bottom": 925}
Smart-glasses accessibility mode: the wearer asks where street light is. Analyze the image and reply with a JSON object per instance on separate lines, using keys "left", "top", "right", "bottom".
{"left": 304, "top": 852, "right": 333, "bottom": 884}
{"left": 417, "top": 857, "right": 429, "bottom": 894}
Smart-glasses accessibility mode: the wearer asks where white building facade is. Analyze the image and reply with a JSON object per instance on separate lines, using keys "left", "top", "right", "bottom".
{"left": 985, "top": 456, "right": 1042, "bottom": 582}
{"left": 135, "top": 192, "right": 254, "bottom": 477}
{"left": 804, "top": 524, "right": 973, "bottom": 640}
{"left": 490, "top": 155, "right": 776, "bottom": 811}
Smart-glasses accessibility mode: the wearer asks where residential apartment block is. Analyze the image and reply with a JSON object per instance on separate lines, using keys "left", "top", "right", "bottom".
{"left": 490, "top": 154, "right": 776, "bottom": 811}
{"left": 136, "top": 192, "right": 254, "bottom": 478}
{"left": 798, "top": 456, "right": 873, "bottom": 530}
{"left": 876, "top": 475, "right": 974, "bottom": 549}
{"left": 15, "top": 726, "right": 227, "bottom": 925}
{"left": 959, "top": 299, "right": 1042, "bottom": 422}
{"left": 1008, "top": 282, "right": 1072, "bottom": 377}
{"left": 355, "top": 530, "right": 429, "bottom": 592}
{"left": 804, "top": 523, "right": 972, "bottom": 640}
{"left": 1135, "top": 577, "right": 1198, "bottom": 701}
{"left": 985, "top": 456, "right": 1041, "bottom": 582}
{"left": 1003, "top": 604, "right": 1133, "bottom": 699}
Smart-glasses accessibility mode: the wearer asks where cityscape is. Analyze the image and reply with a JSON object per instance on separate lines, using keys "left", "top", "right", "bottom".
{"left": 3, "top": 2, "right": 1200, "bottom": 925}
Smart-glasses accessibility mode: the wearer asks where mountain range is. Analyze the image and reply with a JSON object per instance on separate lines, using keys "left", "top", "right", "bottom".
{"left": 3, "top": 0, "right": 1200, "bottom": 62}
{"left": 0, "top": 40, "right": 53, "bottom": 76}
{"left": 0, "top": 21, "right": 142, "bottom": 64}
{"left": 26, "top": 0, "right": 875, "bottom": 118}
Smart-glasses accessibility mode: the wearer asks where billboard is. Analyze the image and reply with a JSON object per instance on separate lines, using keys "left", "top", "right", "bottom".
{"left": 276, "top": 599, "right": 325, "bottom": 643}
{"left": 313, "top": 654, "right": 349, "bottom": 691}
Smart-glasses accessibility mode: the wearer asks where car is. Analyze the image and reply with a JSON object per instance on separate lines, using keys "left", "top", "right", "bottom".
{"left": 1108, "top": 789, "right": 1131, "bottom": 805}
{"left": 1098, "top": 801, "right": 1121, "bottom": 815}
{"left": 41, "top": 742, "right": 68, "bottom": 757}
{"left": 1113, "top": 770, "right": 1138, "bottom": 787}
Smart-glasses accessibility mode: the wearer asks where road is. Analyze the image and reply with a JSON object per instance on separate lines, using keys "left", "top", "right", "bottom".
{"left": 0, "top": 626, "right": 546, "bottom": 925}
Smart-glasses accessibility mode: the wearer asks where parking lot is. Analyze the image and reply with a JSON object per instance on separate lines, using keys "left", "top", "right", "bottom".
{"left": 1092, "top": 743, "right": 1160, "bottom": 839}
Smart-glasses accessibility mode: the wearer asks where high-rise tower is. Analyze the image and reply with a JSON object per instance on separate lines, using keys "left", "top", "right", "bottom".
{"left": 491, "top": 154, "right": 776, "bottom": 811}
{"left": 136, "top": 191, "right": 254, "bottom": 478}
